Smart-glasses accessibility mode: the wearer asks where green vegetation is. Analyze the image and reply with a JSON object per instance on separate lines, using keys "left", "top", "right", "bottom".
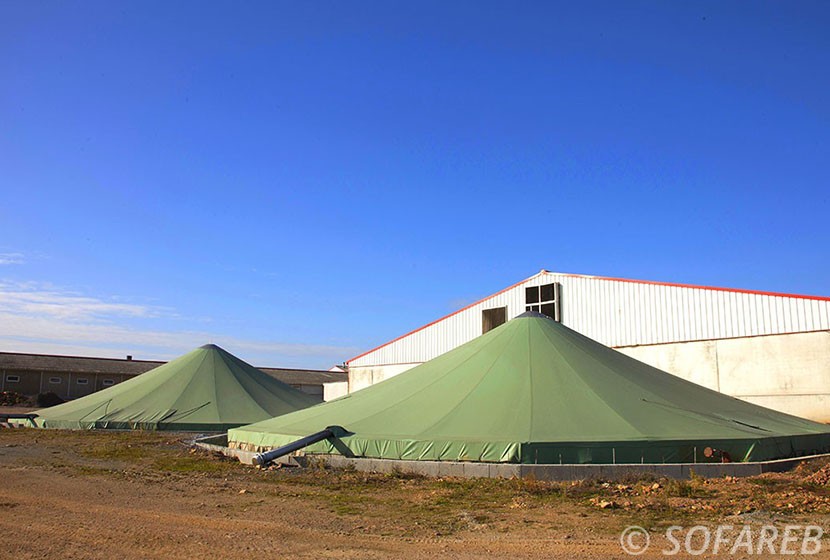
{"left": 153, "top": 454, "right": 237, "bottom": 474}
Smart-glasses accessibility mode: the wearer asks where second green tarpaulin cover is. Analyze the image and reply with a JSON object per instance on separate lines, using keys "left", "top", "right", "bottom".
{"left": 36, "top": 344, "right": 319, "bottom": 431}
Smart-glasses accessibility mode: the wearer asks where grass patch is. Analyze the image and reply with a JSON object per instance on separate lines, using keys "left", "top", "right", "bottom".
{"left": 327, "top": 492, "right": 373, "bottom": 515}
{"left": 618, "top": 507, "right": 697, "bottom": 532}
{"left": 81, "top": 443, "right": 148, "bottom": 462}
{"left": 153, "top": 454, "right": 236, "bottom": 474}
{"left": 75, "top": 431, "right": 171, "bottom": 462}
{"left": 387, "top": 467, "right": 425, "bottom": 480}
{"left": 747, "top": 477, "right": 781, "bottom": 486}
{"left": 663, "top": 478, "right": 711, "bottom": 498}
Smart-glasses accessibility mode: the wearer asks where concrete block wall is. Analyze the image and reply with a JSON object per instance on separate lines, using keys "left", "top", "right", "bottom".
{"left": 323, "top": 381, "right": 349, "bottom": 401}
{"left": 299, "top": 454, "right": 818, "bottom": 481}
{"left": 349, "top": 363, "right": 417, "bottom": 393}
{"left": 617, "top": 330, "right": 830, "bottom": 422}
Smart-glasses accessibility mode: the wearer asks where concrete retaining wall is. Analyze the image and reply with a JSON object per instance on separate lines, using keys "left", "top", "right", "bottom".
{"left": 194, "top": 435, "right": 296, "bottom": 466}
{"left": 297, "top": 453, "right": 828, "bottom": 481}
{"left": 198, "top": 436, "right": 829, "bottom": 481}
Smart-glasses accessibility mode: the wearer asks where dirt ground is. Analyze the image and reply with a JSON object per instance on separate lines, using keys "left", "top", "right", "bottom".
{"left": 3, "top": 428, "right": 830, "bottom": 559}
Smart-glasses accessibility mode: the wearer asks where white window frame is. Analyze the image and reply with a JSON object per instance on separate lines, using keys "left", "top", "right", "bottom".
{"left": 525, "top": 282, "right": 561, "bottom": 321}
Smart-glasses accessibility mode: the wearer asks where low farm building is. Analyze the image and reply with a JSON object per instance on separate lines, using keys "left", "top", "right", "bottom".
{"left": 0, "top": 351, "right": 347, "bottom": 402}
{"left": 347, "top": 270, "right": 830, "bottom": 423}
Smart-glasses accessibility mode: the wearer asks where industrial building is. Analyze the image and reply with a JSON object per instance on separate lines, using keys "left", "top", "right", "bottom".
{"left": 0, "top": 351, "right": 347, "bottom": 402}
{"left": 347, "top": 270, "right": 830, "bottom": 422}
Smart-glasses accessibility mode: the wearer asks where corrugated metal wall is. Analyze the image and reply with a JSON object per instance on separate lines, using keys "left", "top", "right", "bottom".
{"left": 349, "top": 272, "right": 830, "bottom": 367}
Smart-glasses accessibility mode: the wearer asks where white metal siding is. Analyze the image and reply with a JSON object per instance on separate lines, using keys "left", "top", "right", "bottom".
{"left": 349, "top": 272, "right": 830, "bottom": 367}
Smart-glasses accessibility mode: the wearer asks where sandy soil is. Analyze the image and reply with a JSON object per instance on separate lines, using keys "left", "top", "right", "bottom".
{"left": 2, "top": 429, "right": 830, "bottom": 559}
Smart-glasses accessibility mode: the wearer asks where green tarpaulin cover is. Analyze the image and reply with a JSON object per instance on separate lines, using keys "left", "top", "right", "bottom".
{"left": 35, "top": 344, "right": 319, "bottom": 431}
{"left": 228, "top": 313, "right": 830, "bottom": 464}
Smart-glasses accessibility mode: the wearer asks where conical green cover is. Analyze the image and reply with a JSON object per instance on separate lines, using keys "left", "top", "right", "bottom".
{"left": 229, "top": 313, "right": 830, "bottom": 463}
{"left": 36, "top": 344, "right": 319, "bottom": 431}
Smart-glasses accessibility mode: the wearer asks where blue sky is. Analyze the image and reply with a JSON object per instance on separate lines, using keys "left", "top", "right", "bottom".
{"left": 1, "top": 1, "right": 828, "bottom": 367}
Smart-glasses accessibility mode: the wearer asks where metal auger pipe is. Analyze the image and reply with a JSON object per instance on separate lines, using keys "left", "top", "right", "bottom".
{"left": 251, "top": 426, "right": 343, "bottom": 466}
